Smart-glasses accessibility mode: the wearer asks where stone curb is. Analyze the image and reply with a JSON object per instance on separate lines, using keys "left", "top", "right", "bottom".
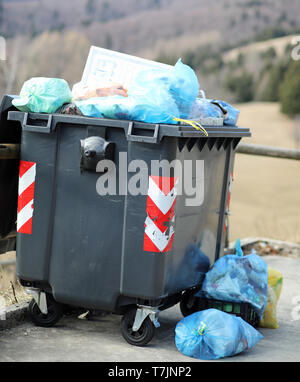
{"left": 0, "top": 302, "right": 29, "bottom": 330}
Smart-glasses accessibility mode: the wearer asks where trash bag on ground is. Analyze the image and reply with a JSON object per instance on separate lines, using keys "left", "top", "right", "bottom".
{"left": 259, "top": 268, "right": 283, "bottom": 329}
{"left": 175, "top": 308, "right": 263, "bottom": 360}
{"left": 12, "top": 77, "right": 72, "bottom": 114}
{"left": 75, "top": 59, "right": 199, "bottom": 124}
{"left": 198, "top": 239, "right": 268, "bottom": 317}
{"left": 72, "top": 81, "right": 128, "bottom": 100}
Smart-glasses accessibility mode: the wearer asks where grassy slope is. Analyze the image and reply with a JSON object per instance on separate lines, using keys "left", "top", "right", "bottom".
{"left": 1, "top": 0, "right": 300, "bottom": 55}
{"left": 223, "top": 34, "right": 296, "bottom": 63}
{"left": 230, "top": 102, "right": 300, "bottom": 243}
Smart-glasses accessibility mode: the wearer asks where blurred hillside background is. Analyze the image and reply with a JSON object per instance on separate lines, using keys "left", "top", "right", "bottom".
{"left": 0, "top": 0, "right": 300, "bottom": 243}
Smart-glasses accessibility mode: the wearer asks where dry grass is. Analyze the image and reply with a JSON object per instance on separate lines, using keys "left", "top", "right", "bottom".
{"left": 0, "top": 252, "right": 30, "bottom": 307}
{"left": 230, "top": 102, "right": 300, "bottom": 244}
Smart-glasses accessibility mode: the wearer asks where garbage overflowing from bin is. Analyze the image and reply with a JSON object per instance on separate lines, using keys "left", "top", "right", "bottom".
{"left": 0, "top": 45, "right": 253, "bottom": 348}
{"left": 11, "top": 46, "right": 240, "bottom": 128}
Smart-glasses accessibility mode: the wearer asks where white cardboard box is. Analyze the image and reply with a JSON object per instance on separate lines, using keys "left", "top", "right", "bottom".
{"left": 81, "top": 46, "right": 172, "bottom": 89}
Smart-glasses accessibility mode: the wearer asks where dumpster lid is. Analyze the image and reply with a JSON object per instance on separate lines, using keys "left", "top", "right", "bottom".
{"left": 8, "top": 111, "right": 251, "bottom": 143}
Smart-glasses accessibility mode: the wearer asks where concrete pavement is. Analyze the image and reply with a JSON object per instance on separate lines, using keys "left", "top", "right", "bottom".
{"left": 0, "top": 255, "right": 299, "bottom": 362}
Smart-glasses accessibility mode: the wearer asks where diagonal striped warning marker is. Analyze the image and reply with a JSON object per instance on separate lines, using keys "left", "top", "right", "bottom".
{"left": 17, "top": 161, "right": 36, "bottom": 234}
{"left": 144, "top": 176, "right": 178, "bottom": 253}
{"left": 225, "top": 172, "right": 233, "bottom": 233}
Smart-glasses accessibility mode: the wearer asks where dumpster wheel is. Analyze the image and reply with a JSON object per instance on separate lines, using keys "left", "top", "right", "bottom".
{"left": 29, "top": 294, "right": 63, "bottom": 328}
{"left": 121, "top": 309, "right": 155, "bottom": 347}
{"left": 180, "top": 290, "right": 199, "bottom": 317}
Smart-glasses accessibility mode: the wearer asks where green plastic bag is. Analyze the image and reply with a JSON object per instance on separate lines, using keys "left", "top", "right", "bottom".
{"left": 13, "top": 77, "right": 72, "bottom": 114}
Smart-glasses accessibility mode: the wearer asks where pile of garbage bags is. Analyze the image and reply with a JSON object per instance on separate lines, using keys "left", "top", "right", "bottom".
{"left": 12, "top": 56, "right": 240, "bottom": 127}
{"left": 175, "top": 309, "right": 263, "bottom": 360}
{"left": 198, "top": 239, "right": 268, "bottom": 318}
{"left": 175, "top": 240, "right": 285, "bottom": 360}
{"left": 12, "top": 59, "right": 200, "bottom": 125}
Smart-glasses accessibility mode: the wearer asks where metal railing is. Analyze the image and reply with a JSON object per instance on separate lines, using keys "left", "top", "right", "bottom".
{"left": 224, "top": 142, "right": 300, "bottom": 246}
{"left": 236, "top": 143, "right": 300, "bottom": 161}
{"left": 2, "top": 142, "right": 300, "bottom": 161}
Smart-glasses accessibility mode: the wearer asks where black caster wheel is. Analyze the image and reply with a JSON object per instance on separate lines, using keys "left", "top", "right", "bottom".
{"left": 180, "top": 290, "right": 199, "bottom": 317}
{"left": 29, "top": 294, "right": 63, "bottom": 328}
{"left": 121, "top": 309, "right": 155, "bottom": 347}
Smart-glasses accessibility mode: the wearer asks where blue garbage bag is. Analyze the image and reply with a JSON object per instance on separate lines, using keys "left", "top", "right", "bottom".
{"left": 189, "top": 98, "right": 240, "bottom": 126}
{"left": 188, "top": 98, "right": 225, "bottom": 121}
{"left": 75, "top": 59, "right": 199, "bottom": 124}
{"left": 212, "top": 99, "right": 240, "bottom": 126}
{"left": 198, "top": 240, "right": 268, "bottom": 317}
{"left": 175, "top": 309, "right": 263, "bottom": 360}
{"left": 12, "top": 77, "right": 72, "bottom": 114}
{"left": 168, "top": 59, "right": 199, "bottom": 119}
{"left": 75, "top": 92, "right": 179, "bottom": 124}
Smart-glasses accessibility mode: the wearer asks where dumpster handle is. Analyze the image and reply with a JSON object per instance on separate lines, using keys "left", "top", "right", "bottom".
{"left": 127, "top": 122, "right": 159, "bottom": 144}
{"left": 22, "top": 113, "right": 54, "bottom": 134}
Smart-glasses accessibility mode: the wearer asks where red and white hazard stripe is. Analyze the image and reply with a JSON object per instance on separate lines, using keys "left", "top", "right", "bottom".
{"left": 227, "top": 172, "right": 233, "bottom": 211}
{"left": 144, "top": 176, "right": 177, "bottom": 253}
{"left": 17, "top": 161, "right": 36, "bottom": 234}
{"left": 225, "top": 172, "right": 233, "bottom": 232}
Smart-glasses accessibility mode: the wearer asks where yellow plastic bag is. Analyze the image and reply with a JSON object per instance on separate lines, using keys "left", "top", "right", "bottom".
{"left": 259, "top": 268, "right": 283, "bottom": 329}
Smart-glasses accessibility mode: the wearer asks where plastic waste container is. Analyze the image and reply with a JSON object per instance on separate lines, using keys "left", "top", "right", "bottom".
{"left": 0, "top": 94, "right": 250, "bottom": 346}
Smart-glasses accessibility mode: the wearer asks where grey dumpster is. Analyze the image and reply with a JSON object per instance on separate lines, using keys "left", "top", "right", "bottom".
{"left": 1, "top": 94, "right": 250, "bottom": 345}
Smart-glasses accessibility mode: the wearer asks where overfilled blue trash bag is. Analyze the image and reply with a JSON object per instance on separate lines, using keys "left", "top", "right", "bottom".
{"left": 12, "top": 77, "right": 72, "bottom": 114}
{"left": 212, "top": 99, "right": 240, "bottom": 126}
{"left": 129, "top": 58, "right": 199, "bottom": 121}
{"left": 76, "top": 89, "right": 180, "bottom": 124}
{"left": 75, "top": 59, "right": 199, "bottom": 124}
{"left": 168, "top": 59, "right": 199, "bottom": 119}
{"left": 189, "top": 98, "right": 240, "bottom": 126}
{"left": 198, "top": 240, "right": 268, "bottom": 317}
{"left": 188, "top": 98, "right": 225, "bottom": 121}
{"left": 175, "top": 309, "right": 263, "bottom": 360}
